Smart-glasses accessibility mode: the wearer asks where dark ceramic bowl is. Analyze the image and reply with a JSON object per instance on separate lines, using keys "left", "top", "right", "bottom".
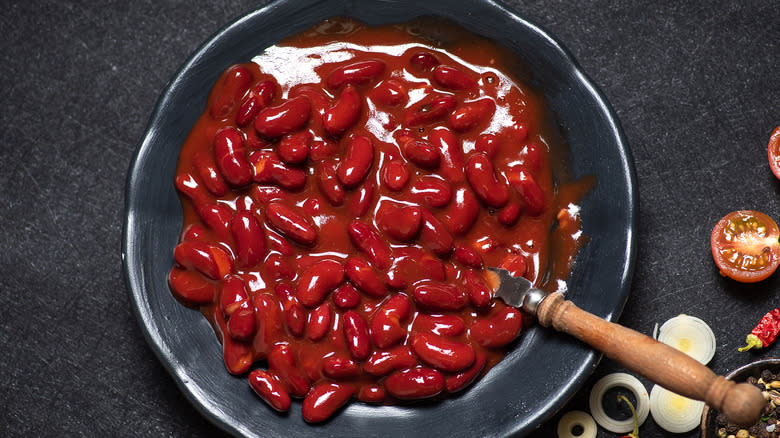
{"left": 122, "top": 0, "right": 637, "bottom": 436}
{"left": 701, "top": 357, "right": 780, "bottom": 437}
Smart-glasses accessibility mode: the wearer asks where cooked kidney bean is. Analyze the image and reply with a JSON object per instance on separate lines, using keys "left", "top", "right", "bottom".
{"left": 209, "top": 65, "right": 253, "bottom": 120}
{"left": 248, "top": 369, "right": 291, "bottom": 412}
{"left": 236, "top": 80, "right": 276, "bottom": 126}
{"left": 169, "top": 18, "right": 583, "bottom": 423}
{"left": 384, "top": 367, "right": 445, "bottom": 400}
{"left": 302, "top": 382, "right": 355, "bottom": 423}
{"left": 326, "top": 59, "right": 386, "bottom": 89}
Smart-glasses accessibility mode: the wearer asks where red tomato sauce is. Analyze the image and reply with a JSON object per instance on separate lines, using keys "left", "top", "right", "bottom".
{"left": 168, "top": 17, "right": 590, "bottom": 422}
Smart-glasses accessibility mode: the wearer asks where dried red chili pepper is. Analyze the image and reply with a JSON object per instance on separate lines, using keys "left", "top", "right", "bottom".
{"left": 739, "top": 308, "right": 780, "bottom": 352}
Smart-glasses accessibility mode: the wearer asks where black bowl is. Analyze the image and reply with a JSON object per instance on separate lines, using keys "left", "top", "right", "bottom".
{"left": 122, "top": 0, "right": 637, "bottom": 436}
{"left": 701, "top": 357, "right": 780, "bottom": 437}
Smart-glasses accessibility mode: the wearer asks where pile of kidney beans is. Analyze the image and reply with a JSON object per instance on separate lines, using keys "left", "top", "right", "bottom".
{"left": 168, "top": 22, "right": 566, "bottom": 422}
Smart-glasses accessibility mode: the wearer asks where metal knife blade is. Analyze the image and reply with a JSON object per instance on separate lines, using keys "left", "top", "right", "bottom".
{"left": 488, "top": 267, "right": 550, "bottom": 316}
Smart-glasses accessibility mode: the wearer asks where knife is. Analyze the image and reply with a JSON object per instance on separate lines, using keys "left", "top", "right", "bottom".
{"left": 488, "top": 267, "right": 764, "bottom": 427}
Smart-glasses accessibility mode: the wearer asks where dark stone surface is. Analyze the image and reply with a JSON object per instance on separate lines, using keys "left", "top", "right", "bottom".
{"left": 0, "top": 1, "right": 777, "bottom": 437}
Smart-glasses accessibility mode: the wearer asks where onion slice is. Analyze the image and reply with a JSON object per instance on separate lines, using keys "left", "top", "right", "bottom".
{"left": 557, "top": 410, "right": 597, "bottom": 438}
{"left": 656, "top": 314, "right": 716, "bottom": 365}
{"left": 649, "top": 384, "right": 705, "bottom": 433}
{"left": 588, "top": 373, "right": 650, "bottom": 433}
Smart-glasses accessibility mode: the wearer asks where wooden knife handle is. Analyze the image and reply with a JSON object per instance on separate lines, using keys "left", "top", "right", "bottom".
{"left": 536, "top": 292, "right": 764, "bottom": 426}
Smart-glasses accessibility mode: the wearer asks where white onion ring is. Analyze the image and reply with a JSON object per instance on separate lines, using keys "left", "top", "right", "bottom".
{"left": 657, "top": 314, "right": 716, "bottom": 365}
{"left": 557, "top": 410, "right": 597, "bottom": 438}
{"left": 649, "top": 384, "right": 705, "bottom": 433}
{"left": 588, "top": 372, "right": 650, "bottom": 433}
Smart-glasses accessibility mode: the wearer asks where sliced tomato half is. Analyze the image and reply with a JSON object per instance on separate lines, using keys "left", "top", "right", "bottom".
{"left": 710, "top": 210, "right": 780, "bottom": 283}
{"left": 768, "top": 126, "right": 780, "bottom": 180}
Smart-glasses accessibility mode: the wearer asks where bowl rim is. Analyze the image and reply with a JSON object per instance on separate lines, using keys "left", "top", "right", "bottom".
{"left": 122, "top": 0, "right": 637, "bottom": 436}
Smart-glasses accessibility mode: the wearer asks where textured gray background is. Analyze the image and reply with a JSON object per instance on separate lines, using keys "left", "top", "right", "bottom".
{"left": 1, "top": 0, "right": 779, "bottom": 437}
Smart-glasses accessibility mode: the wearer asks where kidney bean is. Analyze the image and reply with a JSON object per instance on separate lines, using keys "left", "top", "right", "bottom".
{"left": 228, "top": 301, "right": 257, "bottom": 341}
{"left": 386, "top": 252, "right": 446, "bottom": 289}
{"left": 497, "top": 202, "right": 522, "bottom": 226}
{"left": 193, "top": 151, "right": 228, "bottom": 197}
{"left": 302, "top": 382, "right": 355, "bottom": 423}
{"left": 302, "top": 197, "right": 321, "bottom": 217}
{"left": 432, "top": 65, "right": 478, "bottom": 91}
{"left": 254, "top": 96, "right": 311, "bottom": 138}
{"left": 251, "top": 293, "right": 282, "bottom": 359}
{"left": 323, "top": 356, "right": 361, "bottom": 379}
{"left": 381, "top": 160, "right": 409, "bottom": 192}
{"left": 376, "top": 202, "right": 422, "bottom": 241}
{"left": 357, "top": 384, "right": 386, "bottom": 403}
{"left": 441, "top": 188, "right": 480, "bottom": 235}
{"left": 449, "top": 98, "right": 496, "bottom": 132}
{"left": 404, "top": 94, "right": 457, "bottom": 127}
{"left": 229, "top": 211, "right": 265, "bottom": 268}
{"left": 508, "top": 168, "right": 545, "bottom": 216}
{"left": 250, "top": 185, "right": 285, "bottom": 205}
{"left": 412, "top": 314, "right": 465, "bottom": 337}
{"left": 267, "top": 344, "right": 310, "bottom": 397}
{"left": 418, "top": 209, "right": 453, "bottom": 256}
{"left": 349, "top": 179, "right": 375, "bottom": 217}
{"left": 503, "top": 122, "right": 529, "bottom": 145}
{"left": 465, "top": 153, "right": 509, "bottom": 208}
{"left": 174, "top": 241, "right": 233, "bottom": 280}
{"left": 402, "top": 139, "right": 441, "bottom": 169}
{"left": 285, "top": 297, "right": 306, "bottom": 337}
{"left": 412, "top": 281, "right": 467, "bottom": 311}
{"left": 453, "top": 245, "right": 483, "bottom": 269}
{"left": 369, "top": 79, "right": 407, "bottom": 107}
{"left": 474, "top": 133, "right": 500, "bottom": 159}
{"left": 345, "top": 256, "right": 386, "bottom": 298}
{"left": 316, "top": 160, "right": 345, "bottom": 206}
{"left": 428, "top": 128, "right": 464, "bottom": 183}
{"left": 296, "top": 259, "right": 345, "bottom": 307}
{"left": 343, "top": 310, "right": 371, "bottom": 360}
{"left": 499, "top": 254, "right": 528, "bottom": 278}
{"left": 265, "top": 202, "right": 317, "bottom": 246}
{"left": 263, "top": 253, "right": 294, "bottom": 280}
{"left": 337, "top": 135, "right": 374, "bottom": 188}
{"left": 213, "top": 127, "right": 252, "bottom": 187}
{"left": 324, "top": 84, "right": 362, "bottom": 136}
{"left": 306, "top": 302, "right": 332, "bottom": 342}
{"left": 168, "top": 267, "right": 217, "bottom": 304}
{"left": 347, "top": 220, "right": 391, "bottom": 269}
{"left": 265, "top": 230, "right": 294, "bottom": 256}
{"left": 333, "top": 284, "right": 361, "bottom": 309}
{"left": 181, "top": 224, "right": 206, "bottom": 242}
{"left": 410, "top": 176, "right": 452, "bottom": 207}
{"left": 209, "top": 65, "right": 253, "bottom": 120}
{"left": 370, "top": 295, "right": 411, "bottom": 349}
{"left": 463, "top": 270, "right": 492, "bottom": 308}
{"left": 249, "top": 151, "right": 307, "bottom": 191}
{"left": 248, "top": 369, "right": 291, "bottom": 412}
{"left": 384, "top": 367, "right": 445, "bottom": 400}
{"left": 445, "top": 351, "right": 487, "bottom": 393}
{"left": 409, "top": 51, "right": 440, "bottom": 71}
{"left": 410, "top": 333, "right": 475, "bottom": 372}
{"left": 215, "top": 308, "right": 252, "bottom": 375}
{"left": 219, "top": 275, "right": 249, "bottom": 317}
{"left": 196, "top": 203, "right": 232, "bottom": 241}
{"left": 363, "top": 346, "right": 417, "bottom": 376}
{"left": 174, "top": 172, "right": 210, "bottom": 207}
{"left": 236, "top": 80, "right": 276, "bottom": 126}
{"left": 326, "top": 59, "right": 386, "bottom": 89}
{"left": 470, "top": 306, "right": 524, "bottom": 348}
{"left": 309, "top": 139, "right": 338, "bottom": 161}
{"left": 277, "top": 130, "right": 312, "bottom": 164}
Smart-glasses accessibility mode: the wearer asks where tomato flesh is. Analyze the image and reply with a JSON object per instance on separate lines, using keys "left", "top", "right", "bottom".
{"left": 769, "top": 126, "right": 780, "bottom": 180}
{"left": 710, "top": 210, "right": 780, "bottom": 283}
